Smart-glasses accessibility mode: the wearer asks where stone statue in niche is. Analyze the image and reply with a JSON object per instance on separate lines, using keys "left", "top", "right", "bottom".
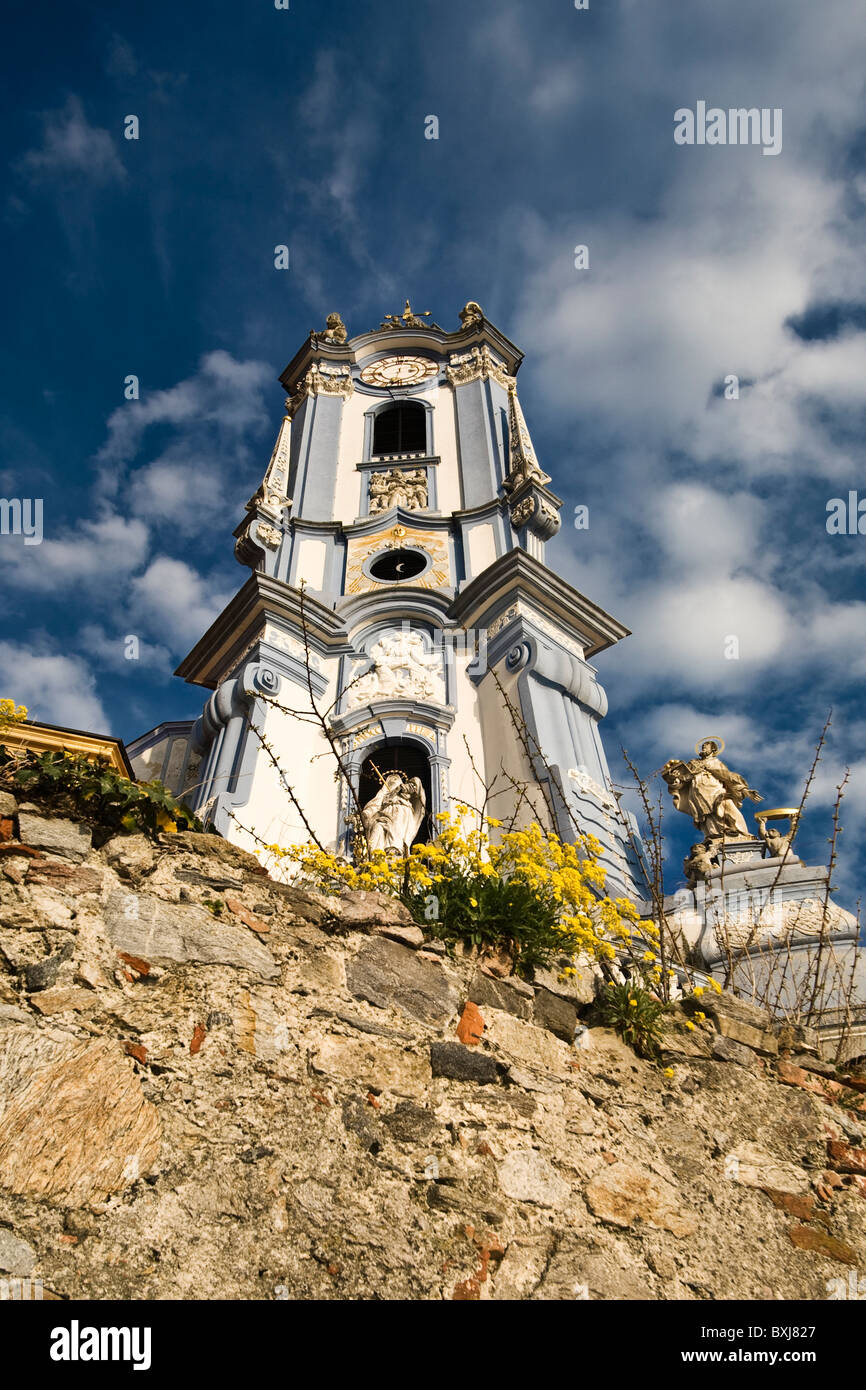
{"left": 369, "top": 468, "right": 428, "bottom": 513}
{"left": 662, "top": 738, "right": 762, "bottom": 840}
{"left": 360, "top": 773, "right": 426, "bottom": 853}
{"left": 345, "top": 629, "right": 446, "bottom": 710}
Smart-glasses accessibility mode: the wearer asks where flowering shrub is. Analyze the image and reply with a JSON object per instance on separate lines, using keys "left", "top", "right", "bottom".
{"left": 277, "top": 810, "right": 639, "bottom": 979}
{"left": 597, "top": 978, "right": 667, "bottom": 1060}
{"left": 0, "top": 699, "right": 28, "bottom": 727}
{"left": 0, "top": 745, "right": 200, "bottom": 845}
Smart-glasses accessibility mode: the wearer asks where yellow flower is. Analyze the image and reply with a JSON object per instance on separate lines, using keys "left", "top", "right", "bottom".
{"left": 692, "top": 986, "right": 704, "bottom": 997}
{"left": 710, "top": 978, "right": 722, "bottom": 994}
{"left": 628, "top": 998, "right": 637, "bottom": 1007}
{"left": 663, "top": 1067, "right": 674, "bottom": 1078}
{"left": 694, "top": 1010, "right": 706, "bottom": 1021}
{"left": 469, "top": 897, "right": 478, "bottom": 907}
{"left": 685, "top": 1021, "right": 695, "bottom": 1031}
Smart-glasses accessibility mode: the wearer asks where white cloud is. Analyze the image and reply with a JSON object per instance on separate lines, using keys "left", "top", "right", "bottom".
{"left": 0, "top": 642, "right": 109, "bottom": 731}
{"left": 77, "top": 624, "right": 173, "bottom": 678}
{"left": 0, "top": 512, "right": 149, "bottom": 592}
{"left": 130, "top": 557, "right": 234, "bottom": 648}
{"left": 97, "top": 350, "right": 271, "bottom": 472}
{"left": 17, "top": 95, "right": 126, "bottom": 186}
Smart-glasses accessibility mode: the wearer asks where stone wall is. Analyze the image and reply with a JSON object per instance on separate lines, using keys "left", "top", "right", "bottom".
{"left": 1, "top": 793, "right": 865, "bottom": 1300}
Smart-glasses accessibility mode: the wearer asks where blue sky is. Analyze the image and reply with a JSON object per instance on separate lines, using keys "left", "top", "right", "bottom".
{"left": 1, "top": 0, "right": 864, "bottom": 902}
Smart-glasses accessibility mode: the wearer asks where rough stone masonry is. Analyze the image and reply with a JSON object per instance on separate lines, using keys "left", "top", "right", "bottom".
{"left": 0, "top": 795, "right": 865, "bottom": 1300}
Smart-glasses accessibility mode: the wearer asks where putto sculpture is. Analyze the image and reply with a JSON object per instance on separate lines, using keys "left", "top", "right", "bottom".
{"left": 316, "top": 311, "right": 348, "bottom": 344}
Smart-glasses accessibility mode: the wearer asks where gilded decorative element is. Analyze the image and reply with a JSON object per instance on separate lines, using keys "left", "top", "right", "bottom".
{"left": 315, "top": 311, "right": 348, "bottom": 344}
{"left": 503, "top": 384, "right": 550, "bottom": 489}
{"left": 445, "top": 344, "right": 513, "bottom": 390}
{"left": 286, "top": 362, "right": 354, "bottom": 416}
{"left": 345, "top": 523, "right": 450, "bottom": 595}
{"left": 380, "top": 299, "right": 432, "bottom": 330}
{"left": 458, "top": 300, "right": 484, "bottom": 331}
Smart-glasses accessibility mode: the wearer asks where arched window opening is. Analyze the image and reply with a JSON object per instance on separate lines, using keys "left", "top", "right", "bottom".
{"left": 372, "top": 403, "right": 426, "bottom": 456}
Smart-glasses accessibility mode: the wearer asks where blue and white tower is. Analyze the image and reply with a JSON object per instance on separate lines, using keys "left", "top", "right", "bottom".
{"left": 132, "top": 301, "right": 646, "bottom": 900}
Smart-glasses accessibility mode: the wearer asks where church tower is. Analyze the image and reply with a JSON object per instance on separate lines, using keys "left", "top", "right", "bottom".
{"left": 142, "top": 301, "right": 645, "bottom": 899}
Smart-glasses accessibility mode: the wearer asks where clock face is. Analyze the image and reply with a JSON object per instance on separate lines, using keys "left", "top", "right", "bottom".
{"left": 360, "top": 355, "right": 438, "bottom": 388}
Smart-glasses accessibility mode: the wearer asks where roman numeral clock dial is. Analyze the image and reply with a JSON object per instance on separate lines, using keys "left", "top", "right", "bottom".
{"left": 359, "top": 356, "right": 438, "bottom": 388}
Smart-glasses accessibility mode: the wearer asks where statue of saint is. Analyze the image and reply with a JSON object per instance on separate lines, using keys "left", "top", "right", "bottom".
{"left": 662, "top": 738, "right": 762, "bottom": 840}
{"left": 360, "top": 773, "right": 426, "bottom": 853}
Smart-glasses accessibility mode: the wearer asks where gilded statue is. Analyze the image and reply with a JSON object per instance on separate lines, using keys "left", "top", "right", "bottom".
{"left": 318, "top": 312, "right": 348, "bottom": 344}
{"left": 458, "top": 300, "right": 484, "bottom": 330}
{"left": 662, "top": 738, "right": 762, "bottom": 840}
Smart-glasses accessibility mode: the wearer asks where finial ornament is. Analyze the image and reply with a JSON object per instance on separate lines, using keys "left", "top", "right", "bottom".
{"left": 458, "top": 300, "right": 484, "bottom": 330}
{"left": 381, "top": 299, "right": 432, "bottom": 330}
{"left": 503, "top": 382, "right": 550, "bottom": 489}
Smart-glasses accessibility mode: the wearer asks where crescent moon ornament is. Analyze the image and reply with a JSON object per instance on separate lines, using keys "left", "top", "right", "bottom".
{"left": 695, "top": 735, "right": 726, "bottom": 755}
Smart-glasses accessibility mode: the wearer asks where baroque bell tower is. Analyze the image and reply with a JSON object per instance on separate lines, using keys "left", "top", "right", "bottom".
{"left": 159, "top": 300, "right": 645, "bottom": 899}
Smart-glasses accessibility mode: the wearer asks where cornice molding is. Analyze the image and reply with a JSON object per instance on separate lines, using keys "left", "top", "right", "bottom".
{"left": 449, "top": 548, "right": 630, "bottom": 657}
{"left": 175, "top": 574, "right": 350, "bottom": 689}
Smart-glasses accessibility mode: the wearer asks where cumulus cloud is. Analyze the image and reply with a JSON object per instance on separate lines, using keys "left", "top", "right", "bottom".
{"left": 97, "top": 350, "right": 272, "bottom": 475}
{"left": 0, "top": 641, "right": 109, "bottom": 731}
{"left": 129, "top": 557, "right": 235, "bottom": 648}
{"left": 0, "top": 512, "right": 150, "bottom": 592}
